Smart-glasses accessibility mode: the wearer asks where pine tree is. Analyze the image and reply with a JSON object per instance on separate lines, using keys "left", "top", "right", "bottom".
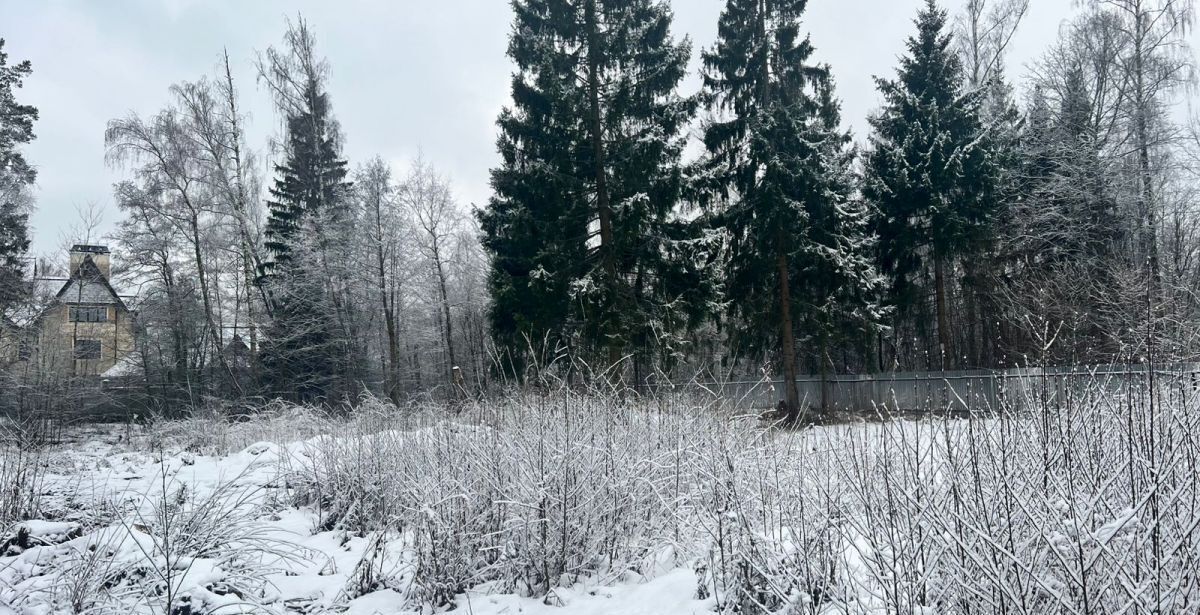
{"left": 1002, "top": 69, "right": 1123, "bottom": 362}
{"left": 262, "top": 81, "right": 350, "bottom": 274}
{"left": 863, "top": 0, "right": 997, "bottom": 370}
{"left": 480, "top": 0, "right": 711, "bottom": 379}
{"left": 698, "top": 0, "right": 884, "bottom": 418}
{"left": 0, "top": 39, "right": 36, "bottom": 314}
{"left": 257, "top": 19, "right": 355, "bottom": 401}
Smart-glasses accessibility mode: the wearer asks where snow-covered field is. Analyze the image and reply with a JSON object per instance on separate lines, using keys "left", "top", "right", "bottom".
{"left": 1, "top": 388, "right": 1198, "bottom": 614}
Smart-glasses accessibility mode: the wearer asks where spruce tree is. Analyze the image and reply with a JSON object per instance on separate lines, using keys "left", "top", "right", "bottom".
{"left": 480, "top": 0, "right": 711, "bottom": 379}
{"left": 1004, "top": 71, "right": 1122, "bottom": 361}
{"left": 968, "top": 74, "right": 1021, "bottom": 367}
{"left": 0, "top": 39, "right": 36, "bottom": 315}
{"left": 863, "top": 0, "right": 996, "bottom": 370}
{"left": 1056, "top": 68, "right": 1121, "bottom": 266}
{"left": 262, "top": 82, "right": 350, "bottom": 275}
{"left": 698, "top": 0, "right": 883, "bottom": 417}
{"left": 257, "top": 20, "right": 354, "bottom": 401}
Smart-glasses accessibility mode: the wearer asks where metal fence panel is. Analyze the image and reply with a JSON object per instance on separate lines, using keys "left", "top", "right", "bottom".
{"left": 701, "top": 363, "right": 1200, "bottom": 412}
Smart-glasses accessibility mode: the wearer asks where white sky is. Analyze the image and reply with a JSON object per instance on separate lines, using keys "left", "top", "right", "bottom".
{"left": 1, "top": 1, "right": 1096, "bottom": 257}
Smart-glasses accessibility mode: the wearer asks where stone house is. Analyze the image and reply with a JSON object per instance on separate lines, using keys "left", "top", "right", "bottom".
{"left": 1, "top": 245, "right": 137, "bottom": 378}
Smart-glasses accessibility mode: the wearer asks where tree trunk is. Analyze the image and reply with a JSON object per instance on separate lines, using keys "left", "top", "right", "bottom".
{"left": 820, "top": 337, "right": 830, "bottom": 416}
{"left": 1133, "top": 9, "right": 1161, "bottom": 303}
{"left": 759, "top": 2, "right": 800, "bottom": 417}
{"left": 384, "top": 295, "right": 400, "bottom": 401}
{"left": 584, "top": 0, "right": 620, "bottom": 370}
{"left": 433, "top": 247, "right": 458, "bottom": 389}
{"left": 164, "top": 262, "right": 188, "bottom": 388}
{"left": 215, "top": 51, "right": 266, "bottom": 391}
{"left": 777, "top": 250, "right": 801, "bottom": 419}
{"left": 190, "top": 213, "right": 242, "bottom": 395}
{"left": 935, "top": 255, "right": 951, "bottom": 371}
{"left": 370, "top": 192, "right": 401, "bottom": 404}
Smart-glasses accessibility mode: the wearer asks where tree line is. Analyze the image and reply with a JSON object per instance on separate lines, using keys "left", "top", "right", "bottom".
{"left": 481, "top": 0, "right": 1200, "bottom": 417}
{"left": 98, "top": 19, "right": 491, "bottom": 407}
{"left": 3, "top": 0, "right": 1199, "bottom": 416}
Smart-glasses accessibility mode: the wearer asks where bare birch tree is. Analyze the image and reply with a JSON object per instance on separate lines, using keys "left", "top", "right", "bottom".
{"left": 402, "top": 159, "right": 462, "bottom": 389}
{"left": 105, "top": 92, "right": 241, "bottom": 395}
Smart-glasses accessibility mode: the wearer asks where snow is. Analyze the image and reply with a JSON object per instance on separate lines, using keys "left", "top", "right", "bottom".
{"left": 12, "top": 521, "right": 79, "bottom": 541}
{"left": 446, "top": 569, "right": 711, "bottom": 615}
{"left": 2, "top": 395, "right": 1196, "bottom": 614}
{"left": 0, "top": 424, "right": 724, "bottom": 614}
{"left": 344, "top": 589, "right": 407, "bottom": 614}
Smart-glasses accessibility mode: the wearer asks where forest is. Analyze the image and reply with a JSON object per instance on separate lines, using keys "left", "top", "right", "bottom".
{"left": 1, "top": 0, "right": 1198, "bottom": 420}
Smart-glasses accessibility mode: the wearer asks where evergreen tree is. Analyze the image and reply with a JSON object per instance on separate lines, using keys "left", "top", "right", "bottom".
{"left": 261, "top": 240, "right": 347, "bottom": 401}
{"left": 0, "top": 39, "right": 36, "bottom": 314}
{"left": 1001, "top": 70, "right": 1123, "bottom": 362}
{"left": 698, "top": 0, "right": 884, "bottom": 417}
{"left": 257, "top": 19, "right": 355, "bottom": 402}
{"left": 1055, "top": 67, "right": 1121, "bottom": 266}
{"left": 963, "top": 73, "right": 1022, "bottom": 368}
{"left": 480, "top": 0, "right": 712, "bottom": 379}
{"left": 863, "top": 0, "right": 997, "bottom": 370}
{"left": 262, "top": 81, "right": 350, "bottom": 274}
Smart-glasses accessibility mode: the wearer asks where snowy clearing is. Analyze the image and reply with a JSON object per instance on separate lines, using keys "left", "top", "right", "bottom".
{"left": 2, "top": 389, "right": 1198, "bottom": 614}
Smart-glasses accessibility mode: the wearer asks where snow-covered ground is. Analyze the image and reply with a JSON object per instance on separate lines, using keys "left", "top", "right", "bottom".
{"left": 1, "top": 390, "right": 1198, "bottom": 614}
{"left": 0, "top": 415, "right": 717, "bottom": 615}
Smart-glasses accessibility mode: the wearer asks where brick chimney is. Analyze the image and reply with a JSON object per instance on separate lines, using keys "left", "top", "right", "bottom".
{"left": 70, "top": 245, "right": 111, "bottom": 280}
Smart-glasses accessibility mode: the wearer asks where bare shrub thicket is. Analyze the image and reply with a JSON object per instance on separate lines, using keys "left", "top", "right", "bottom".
{"left": 286, "top": 391, "right": 738, "bottom": 606}
{"left": 287, "top": 372, "right": 1200, "bottom": 613}
{"left": 0, "top": 422, "right": 49, "bottom": 528}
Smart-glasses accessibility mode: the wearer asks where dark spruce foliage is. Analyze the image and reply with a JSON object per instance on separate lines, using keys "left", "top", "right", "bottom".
{"left": 698, "top": 0, "right": 883, "bottom": 416}
{"left": 863, "top": 0, "right": 999, "bottom": 370}
{"left": 480, "top": 0, "right": 714, "bottom": 379}
{"left": 0, "top": 39, "right": 36, "bottom": 314}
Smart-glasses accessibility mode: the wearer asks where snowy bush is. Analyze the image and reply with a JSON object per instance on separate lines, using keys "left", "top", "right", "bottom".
{"left": 286, "top": 391, "right": 734, "bottom": 608}
{"left": 3, "top": 372, "right": 1199, "bottom": 613}
{"left": 0, "top": 427, "right": 48, "bottom": 528}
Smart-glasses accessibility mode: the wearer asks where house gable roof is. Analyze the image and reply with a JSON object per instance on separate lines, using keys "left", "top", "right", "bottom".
{"left": 5, "top": 255, "right": 134, "bottom": 331}
{"left": 55, "top": 255, "right": 128, "bottom": 310}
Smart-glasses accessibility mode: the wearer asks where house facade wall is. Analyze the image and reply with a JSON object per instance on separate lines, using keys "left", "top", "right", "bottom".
{"left": 33, "top": 303, "right": 136, "bottom": 377}
{"left": 2, "top": 247, "right": 137, "bottom": 381}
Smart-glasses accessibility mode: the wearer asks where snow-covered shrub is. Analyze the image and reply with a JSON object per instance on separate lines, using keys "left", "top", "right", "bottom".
{"left": 0, "top": 437, "right": 47, "bottom": 527}
{"left": 144, "top": 399, "right": 335, "bottom": 456}
{"left": 38, "top": 368, "right": 1184, "bottom": 614}
{"left": 21, "top": 468, "right": 298, "bottom": 614}
{"left": 288, "top": 389, "right": 737, "bottom": 609}
{"left": 683, "top": 371, "right": 1200, "bottom": 615}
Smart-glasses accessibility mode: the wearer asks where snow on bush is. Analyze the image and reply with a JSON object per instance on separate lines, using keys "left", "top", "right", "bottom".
{"left": 1, "top": 376, "right": 1198, "bottom": 613}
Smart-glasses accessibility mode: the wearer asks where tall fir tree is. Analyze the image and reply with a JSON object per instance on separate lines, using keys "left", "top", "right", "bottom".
{"left": 480, "top": 0, "right": 713, "bottom": 379}
{"left": 964, "top": 73, "right": 1021, "bottom": 368}
{"left": 1003, "top": 70, "right": 1122, "bottom": 362}
{"left": 258, "top": 25, "right": 354, "bottom": 402}
{"left": 698, "top": 0, "right": 884, "bottom": 417}
{"left": 0, "top": 39, "right": 36, "bottom": 315}
{"left": 262, "top": 81, "right": 350, "bottom": 275}
{"left": 863, "top": 0, "right": 997, "bottom": 370}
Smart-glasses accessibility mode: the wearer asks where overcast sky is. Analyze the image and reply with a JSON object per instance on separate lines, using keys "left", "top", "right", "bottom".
{"left": 3, "top": 0, "right": 1089, "bottom": 257}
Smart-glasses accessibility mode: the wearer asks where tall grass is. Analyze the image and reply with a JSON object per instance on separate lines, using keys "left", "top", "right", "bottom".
{"left": 0, "top": 420, "right": 49, "bottom": 530}
{"left": 6, "top": 370, "right": 1195, "bottom": 613}
{"left": 286, "top": 373, "right": 1200, "bottom": 613}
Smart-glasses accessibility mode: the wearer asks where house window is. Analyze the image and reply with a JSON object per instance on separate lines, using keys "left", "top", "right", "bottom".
{"left": 70, "top": 306, "right": 109, "bottom": 323}
{"left": 74, "top": 339, "right": 102, "bottom": 360}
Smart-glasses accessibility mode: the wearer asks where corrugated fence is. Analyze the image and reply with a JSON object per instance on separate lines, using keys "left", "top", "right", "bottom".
{"left": 697, "top": 363, "right": 1200, "bottom": 412}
